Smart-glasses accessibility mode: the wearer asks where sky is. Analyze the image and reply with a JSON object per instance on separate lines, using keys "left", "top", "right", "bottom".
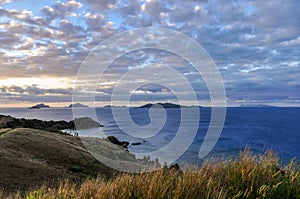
{"left": 0, "top": 0, "right": 299, "bottom": 107}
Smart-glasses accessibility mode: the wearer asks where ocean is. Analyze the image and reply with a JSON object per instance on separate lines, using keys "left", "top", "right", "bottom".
{"left": 0, "top": 107, "right": 299, "bottom": 165}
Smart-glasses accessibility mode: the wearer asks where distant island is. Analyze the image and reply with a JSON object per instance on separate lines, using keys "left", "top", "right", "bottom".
{"left": 67, "top": 103, "right": 89, "bottom": 108}
{"left": 239, "top": 104, "right": 276, "bottom": 107}
{"left": 139, "top": 102, "right": 191, "bottom": 108}
{"left": 104, "top": 105, "right": 126, "bottom": 108}
{"left": 28, "top": 103, "right": 50, "bottom": 109}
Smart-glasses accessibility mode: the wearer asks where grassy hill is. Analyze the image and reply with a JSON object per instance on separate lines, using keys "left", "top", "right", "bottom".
{"left": 0, "top": 127, "right": 159, "bottom": 197}
{"left": 0, "top": 128, "right": 117, "bottom": 196}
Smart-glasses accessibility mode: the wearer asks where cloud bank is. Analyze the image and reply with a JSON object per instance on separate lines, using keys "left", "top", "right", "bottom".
{"left": 0, "top": 0, "right": 299, "bottom": 106}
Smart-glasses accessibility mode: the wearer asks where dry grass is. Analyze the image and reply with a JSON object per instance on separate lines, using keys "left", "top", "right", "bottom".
{"left": 7, "top": 149, "right": 300, "bottom": 199}
{"left": 0, "top": 128, "right": 117, "bottom": 196}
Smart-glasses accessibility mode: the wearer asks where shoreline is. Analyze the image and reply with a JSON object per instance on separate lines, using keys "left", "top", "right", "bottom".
{"left": 0, "top": 115, "right": 161, "bottom": 196}
{"left": 0, "top": 114, "right": 299, "bottom": 197}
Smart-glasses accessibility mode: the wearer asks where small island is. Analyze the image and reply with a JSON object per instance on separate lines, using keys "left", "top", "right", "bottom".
{"left": 28, "top": 103, "right": 50, "bottom": 109}
{"left": 139, "top": 102, "right": 190, "bottom": 108}
{"left": 67, "top": 103, "right": 89, "bottom": 108}
{"left": 104, "top": 105, "right": 126, "bottom": 108}
{"left": 239, "top": 104, "right": 276, "bottom": 107}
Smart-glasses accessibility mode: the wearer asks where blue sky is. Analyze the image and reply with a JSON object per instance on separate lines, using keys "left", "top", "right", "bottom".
{"left": 0, "top": 0, "right": 299, "bottom": 107}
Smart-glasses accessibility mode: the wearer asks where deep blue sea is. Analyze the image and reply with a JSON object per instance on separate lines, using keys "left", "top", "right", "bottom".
{"left": 0, "top": 107, "right": 299, "bottom": 165}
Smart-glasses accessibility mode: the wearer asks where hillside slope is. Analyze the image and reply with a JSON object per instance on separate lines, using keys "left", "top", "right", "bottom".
{"left": 0, "top": 128, "right": 116, "bottom": 195}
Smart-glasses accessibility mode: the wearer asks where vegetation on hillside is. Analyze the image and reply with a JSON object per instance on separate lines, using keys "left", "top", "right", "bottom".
{"left": 5, "top": 149, "right": 300, "bottom": 199}
{"left": 0, "top": 128, "right": 117, "bottom": 196}
{"left": 0, "top": 115, "right": 74, "bottom": 133}
{"left": 0, "top": 115, "right": 101, "bottom": 133}
{"left": 0, "top": 127, "right": 158, "bottom": 197}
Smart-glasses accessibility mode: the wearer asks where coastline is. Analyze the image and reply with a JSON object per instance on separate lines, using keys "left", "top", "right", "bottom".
{"left": 0, "top": 115, "right": 160, "bottom": 196}
{"left": 0, "top": 114, "right": 299, "bottom": 197}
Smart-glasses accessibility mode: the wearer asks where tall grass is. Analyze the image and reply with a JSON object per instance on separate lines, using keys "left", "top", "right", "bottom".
{"left": 6, "top": 149, "right": 300, "bottom": 198}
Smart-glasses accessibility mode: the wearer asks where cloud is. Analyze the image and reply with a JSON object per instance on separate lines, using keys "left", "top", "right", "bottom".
{"left": 82, "top": 0, "right": 118, "bottom": 10}
{"left": 0, "top": 0, "right": 11, "bottom": 4}
{"left": 136, "top": 83, "right": 171, "bottom": 93}
{"left": 0, "top": 85, "right": 73, "bottom": 103}
{"left": 59, "top": 18, "right": 84, "bottom": 36}
{"left": 85, "top": 12, "right": 106, "bottom": 31}
{"left": 64, "top": 0, "right": 83, "bottom": 9}
{"left": 0, "top": 85, "right": 71, "bottom": 95}
{"left": 279, "top": 37, "right": 300, "bottom": 47}
{"left": 85, "top": 12, "right": 116, "bottom": 35}
{"left": 41, "top": 0, "right": 83, "bottom": 21}
{"left": 0, "top": 0, "right": 299, "bottom": 106}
